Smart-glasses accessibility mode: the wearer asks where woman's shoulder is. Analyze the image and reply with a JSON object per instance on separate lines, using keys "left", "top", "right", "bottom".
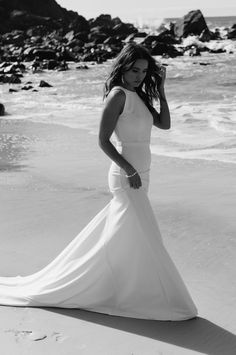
{"left": 104, "top": 87, "right": 126, "bottom": 112}
{"left": 106, "top": 86, "right": 126, "bottom": 102}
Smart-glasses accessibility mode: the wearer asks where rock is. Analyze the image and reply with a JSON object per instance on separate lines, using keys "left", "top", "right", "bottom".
{"left": 151, "top": 42, "right": 183, "bottom": 57}
{"left": 88, "top": 32, "right": 107, "bottom": 44}
{"left": 46, "top": 59, "right": 59, "bottom": 70}
{"left": 8, "top": 74, "right": 21, "bottom": 84}
{"left": 21, "top": 85, "right": 33, "bottom": 90}
{"left": 227, "top": 28, "right": 236, "bottom": 39}
{"left": 112, "top": 22, "right": 137, "bottom": 37}
{"left": 67, "top": 16, "right": 90, "bottom": 33}
{"left": 199, "top": 62, "right": 211, "bottom": 65}
{"left": 0, "top": 75, "right": 7, "bottom": 83}
{"left": 112, "top": 17, "right": 122, "bottom": 26}
{"left": 0, "top": 103, "right": 5, "bottom": 115}
{"left": 39, "top": 80, "right": 52, "bottom": 87}
{"left": 1, "top": 30, "right": 26, "bottom": 45}
{"left": 208, "top": 47, "right": 226, "bottom": 54}
{"left": 154, "top": 29, "right": 180, "bottom": 44}
{"left": 199, "top": 28, "right": 214, "bottom": 42}
{"left": 9, "top": 88, "right": 18, "bottom": 92}
{"left": 89, "top": 14, "right": 113, "bottom": 28}
{"left": 57, "top": 47, "right": 76, "bottom": 61}
{"left": 73, "top": 31, "right": 88, "bottom": 42}
{"left": 174, "top": 9, "right": 210, "bottom": 38}
{"left": 103, "top": 36, "right": 121, "bottom": 45}
{"left": 32, "top": 48, "right": 57, "bottom": 60}
{"left": 0, "top": 0, "right": 87, "bottom": 34}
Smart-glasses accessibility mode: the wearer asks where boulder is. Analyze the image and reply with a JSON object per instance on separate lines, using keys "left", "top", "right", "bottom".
{"left": 151, "top": 42, "right": 183, "bottom": 57}
{"left": 89, "top": 14, "right": 112, "bottom": 28}
{"left": 67, "top": 16, "right": 90, "bottom": 33}
{"left": 21, "top": 85, "right": 33, "bottom": 90}
{"left": 199, "top": 28, "right": 215, "bottom": 42}
{"left": 154, "top": 29, "right": 180, "bottom": 44}
{"left": 174, "top": 9, "right": 209, "bottom": 38}
{"left": 73, "top": 31, "right": 88, "bottom": 42}
{"left": 88, "top": 32, "right": 107, "bottom": 44}
{"left": 0, "top": 103, "right": 5, "bottom": 116}
{"left": 39, "top": 80, "right": 52, "bottom": 87}
{"left": 112, "top": 23, "right": 137, "bottom": 36}
{"left": 46, "top": 59, "right": 59, "bottom": 70}
{"left": 227, "top": 28, "right": 236, "bottom": 39}
{"left": 31, "top": 48, "right": 57, "bottom": 60}
{"left": 8, "top": 74, "right": 22, "bottom": 83}
{"left": 1, "top": 30, "right": 25, "bottom": 45}
{"left": 103, "top": 36, "right": 121, "bottom": 45}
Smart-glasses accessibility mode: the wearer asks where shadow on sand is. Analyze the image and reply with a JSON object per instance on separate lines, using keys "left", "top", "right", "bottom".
{"left": 47, "top": 308, "right": 236, "bottom": 355}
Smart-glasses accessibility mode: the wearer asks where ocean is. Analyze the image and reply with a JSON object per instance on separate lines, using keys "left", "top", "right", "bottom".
{"left": 1, "top": 16, "right": 236, "bottom": 164}
{"left": 167, "top": 16, "right": 236, "bottom": 29}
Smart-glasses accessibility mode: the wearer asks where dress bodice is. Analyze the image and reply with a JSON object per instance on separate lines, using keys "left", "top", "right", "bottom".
{"left": 109, "top": 86, "right": 153, "bottom": 145}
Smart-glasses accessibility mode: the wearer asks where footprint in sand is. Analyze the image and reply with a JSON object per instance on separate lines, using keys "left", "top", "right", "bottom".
{"left": 51, "top": 331, "right": 68, "bottom": 343}
{"left": 28, "top": 331, "right": 47, "bottom": 341}
{"left": 5, "top": 329, "right": 68, "bottom": 343}
{"left": 5, "top": 329, "right": 47, "bottom": 342}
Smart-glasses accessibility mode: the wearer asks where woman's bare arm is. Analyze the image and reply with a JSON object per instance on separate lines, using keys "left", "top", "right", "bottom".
{"left": 98, "top": 89, "right": 142, "bottom": 188}
{"left": 151, "top": 66, "right": 171, "bottom": 130}
{"left": 98, "top": 90, "right": 135, "bottom": 174}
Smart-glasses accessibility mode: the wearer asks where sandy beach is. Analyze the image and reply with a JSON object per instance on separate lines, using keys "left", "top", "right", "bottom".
{"left": 0, "top": 118, "right": 236, "bottom": 354}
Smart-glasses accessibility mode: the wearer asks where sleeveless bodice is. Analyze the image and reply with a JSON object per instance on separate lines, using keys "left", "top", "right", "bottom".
{"left": 110, "top": 86, "right": 153, "bottom": 145}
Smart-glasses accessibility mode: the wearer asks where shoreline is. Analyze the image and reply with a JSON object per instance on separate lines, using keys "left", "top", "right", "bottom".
{"left": 0, "top": 118, "right": 236, "bottom": 353}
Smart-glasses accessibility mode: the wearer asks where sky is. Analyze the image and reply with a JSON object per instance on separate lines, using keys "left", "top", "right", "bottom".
{"left": 56, "top": 0, "right": 236, "bottom": 24}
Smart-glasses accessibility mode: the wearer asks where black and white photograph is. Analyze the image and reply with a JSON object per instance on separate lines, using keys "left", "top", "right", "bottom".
{"left": 0, "top": 0, "right": 236, "bottom": 354}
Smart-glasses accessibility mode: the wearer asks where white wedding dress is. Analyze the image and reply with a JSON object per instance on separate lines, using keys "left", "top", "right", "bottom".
{"left": 0, "top": 86, "right": 197, "bottom": 320}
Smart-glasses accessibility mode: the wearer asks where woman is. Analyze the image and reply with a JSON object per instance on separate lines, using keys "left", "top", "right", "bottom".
{"left": 0, "top": 43, "right": 197, "bottom": 321}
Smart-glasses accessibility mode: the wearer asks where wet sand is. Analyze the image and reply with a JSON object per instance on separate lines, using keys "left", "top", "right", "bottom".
{"left": 0, "top": 118, "right": 235, "bottom": 354}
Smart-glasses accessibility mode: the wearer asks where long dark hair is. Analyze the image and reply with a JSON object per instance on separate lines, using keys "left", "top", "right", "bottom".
{"left": 103, "top": 42, "right": 162, "bottom": 108}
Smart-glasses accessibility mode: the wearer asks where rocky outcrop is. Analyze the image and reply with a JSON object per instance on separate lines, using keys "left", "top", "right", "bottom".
{"left": 0, "top": 0, "right": 83, "bottom": 33}
{"left": 0, "top": 2, "right": 235, "bottom": 86}
{"left": 174, "top": 9, "right": 210, "bottom": 38}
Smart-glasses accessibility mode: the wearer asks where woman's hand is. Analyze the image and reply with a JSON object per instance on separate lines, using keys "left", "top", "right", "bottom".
{"left": 125, "top": 169, "right": 142, "bottom": 189}
{"left": 158, "top": 65, "right": 167, "bottom": 95}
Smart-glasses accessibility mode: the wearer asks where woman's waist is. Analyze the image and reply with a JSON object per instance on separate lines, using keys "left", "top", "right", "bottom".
{"left": 109, "top": 163, "right": 150, "bottom": 177}
{"left": 115, "top": 140, "right": 150, "bottom": 147}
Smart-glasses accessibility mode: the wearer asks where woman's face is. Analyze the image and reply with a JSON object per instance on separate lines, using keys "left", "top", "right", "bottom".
{"left": 122, "top": 59, "right": 148, "bottom": 90}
